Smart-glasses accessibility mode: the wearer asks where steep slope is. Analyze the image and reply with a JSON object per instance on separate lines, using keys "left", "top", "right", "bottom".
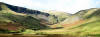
{"left": 2, "top": 2, "right": 70, "bottom": 25}
{"left": 0, "top": 2, "right": 48, "bottom": 33}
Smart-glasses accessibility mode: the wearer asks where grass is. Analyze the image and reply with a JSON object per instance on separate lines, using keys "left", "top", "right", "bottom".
{"left": 64, "top": 18, "right": 100, "bottom": 36}
{"left": 34, "top": 16, "right": 100, "bottom": 37}
{"left": 0, "top": 4, "right": 48, "bottom": 33}
{"left": 1, "top": 2, "right": 100, "bottom": 37}
{"left": 22, "top": 29, "right": 36, "bottom": 34}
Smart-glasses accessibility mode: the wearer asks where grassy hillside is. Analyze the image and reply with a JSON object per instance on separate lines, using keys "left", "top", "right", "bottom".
{"left": 3, "top": 2, "right": 70, "bottom": 25}
{"left": 0, "top": 2, "right": 48, "bottom": 33}
{"left": 41, "top": 10, "right": 71, "bottom": 28}
{"left": 42, "top": 10, "right": 71, "bottom": 23}
{"left": 1, "top": 2, "right": 100, "bottom": 37}
{"left": 37, "top": 8, "right": 100, "bottom": 36}
{"left": 65, "top": 8, "right": 100, "bottom": 36}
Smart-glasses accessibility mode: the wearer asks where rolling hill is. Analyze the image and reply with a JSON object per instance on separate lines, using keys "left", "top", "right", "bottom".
{"left": 2, "top": 2, "right": 70, "bottom": 25}
{"left": 0, "top": 2, "right": 70, "bottom": 33}
{"left": 0, "top": 2, "right": 49, "bottom": 33}
{"left": 65, "top": 8, "right": 100, "bottom": 36}
{"left": 1, "top": 2, "right": 100, "bottom": 36}
{"left": 38, "top": 8, "right": 100, "bottom": 36}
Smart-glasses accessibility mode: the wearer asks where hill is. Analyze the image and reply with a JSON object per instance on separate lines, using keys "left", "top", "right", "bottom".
{"left": 0, "top": 2, "right": 70, "bottom": 33}
{"left": 2, "top": 2, "right": 70, "bottom": 25}
{"left": 0, "top": 2, "right": 48, "bottom": 33}
{"left": 66, "top": 8, "right": 100, "bottom": 36}
{"left": 38, "top": 8, "right": 100, "bottom": 36}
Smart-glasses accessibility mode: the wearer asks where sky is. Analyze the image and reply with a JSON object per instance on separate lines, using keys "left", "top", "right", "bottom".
{"left": 0, "top": 0, "right": 100, "bottom": 14}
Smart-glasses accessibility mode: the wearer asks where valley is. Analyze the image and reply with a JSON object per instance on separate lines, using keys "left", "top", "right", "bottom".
{"left": 0, "top": 2, "right": 100, "bottom": 37}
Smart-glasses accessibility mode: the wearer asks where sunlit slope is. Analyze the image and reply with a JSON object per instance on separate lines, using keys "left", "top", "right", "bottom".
{"left": 42, "top": 10, "right": 70, "bottom": 18}
{"left": 61, "top": 8, "right": 100, "bottom": 27}
{"left": 41, "top": 10, "right": 71, "bottom": 28}
{"left": 67, "top": 8, "right": 100, "bottom": 35}
{"left": 39, "top": 8, "right": 100, "bottom": 35}
{"left": 0, "top": 2, "right": 48, "bottom": 33}
{"left": 41, "top": 10, "right": 71, "bottom": 23}
{"left": 3, "top": 2, "right": 70, "bottom": 25}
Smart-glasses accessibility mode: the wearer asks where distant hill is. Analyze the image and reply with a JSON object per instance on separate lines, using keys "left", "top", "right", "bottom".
{"left": 41, "top": 10, "right": 71, "bottom": 24}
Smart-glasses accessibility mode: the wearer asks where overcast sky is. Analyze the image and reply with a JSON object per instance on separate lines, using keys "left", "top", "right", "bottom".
{"left": 0, "top": 0, "right": 100, "bottom": 14}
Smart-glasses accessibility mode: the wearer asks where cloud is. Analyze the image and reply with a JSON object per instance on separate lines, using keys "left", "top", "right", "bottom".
{"left": 0, "top": 0, "right": 97, "bottom": 14}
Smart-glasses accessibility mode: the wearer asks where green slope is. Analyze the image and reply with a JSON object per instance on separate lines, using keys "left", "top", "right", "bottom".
{"left": 42, "top": 10, "right": 71, "bottom": 23}
{"left": 0, "top": 2, "right": 48, "bottom": 33}
{"left": 67, "top": 8, "right": 100, "bottom": 36}
{"left": 2, "top": 2, "right": 70, "bottom": 25}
